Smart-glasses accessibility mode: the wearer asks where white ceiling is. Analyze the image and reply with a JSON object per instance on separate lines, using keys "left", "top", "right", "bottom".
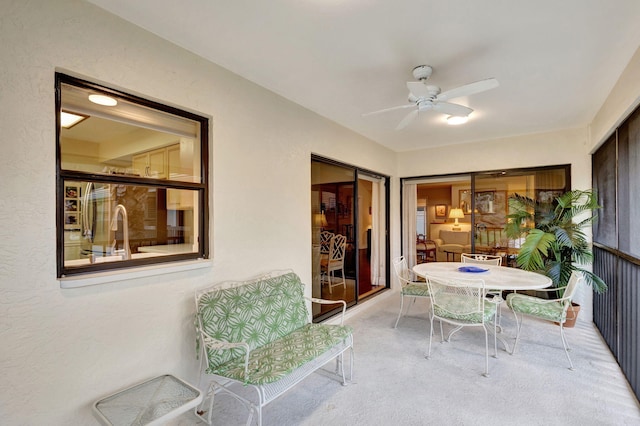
{"left": 86, "top": 0, "right": 640, "bottom": 152}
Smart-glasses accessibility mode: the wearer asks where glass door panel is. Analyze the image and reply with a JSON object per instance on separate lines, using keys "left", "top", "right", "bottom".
{"left": 357, "top": 174, "right": 386, "bottom": 298}
{"left": 311, "top": 158, "right": 390, "bottom": 321}
{"left": 471, "top": 167, "right": 569, "bottom": 266}
{"left": 311, "top": 160, "right": 356, "bottom": 318}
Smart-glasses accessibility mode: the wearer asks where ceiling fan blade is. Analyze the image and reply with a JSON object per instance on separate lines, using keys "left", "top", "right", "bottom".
{"left": 396, "top": 109, "right": 419, "bottom": 130}
{"left": 437, "top": 78, "right": 499, "bottom": 102}
{"left": 433, "top": 102, "right": 473, "bottom": 116}
{"left": 362, "top": 104, "right": 415, "bottom": 117}
{"left": 406, "top": 81, "right": 433, "bottom": 98}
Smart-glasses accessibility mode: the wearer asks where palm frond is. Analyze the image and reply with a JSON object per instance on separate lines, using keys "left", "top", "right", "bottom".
{"left": 505, "top": 189, "right": 605, "bottom": 292}
{"left": 516, "top": 229, "right": 555, "bottom": 271}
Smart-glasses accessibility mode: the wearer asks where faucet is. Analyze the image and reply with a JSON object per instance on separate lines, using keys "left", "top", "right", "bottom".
{"left": 110, "top": 204, "right": 131, "bottom": 260}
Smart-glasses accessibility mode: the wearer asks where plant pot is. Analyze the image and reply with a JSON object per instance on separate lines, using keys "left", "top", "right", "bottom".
{"left": 555, "top": 302, "right": 580, "bottom": 328}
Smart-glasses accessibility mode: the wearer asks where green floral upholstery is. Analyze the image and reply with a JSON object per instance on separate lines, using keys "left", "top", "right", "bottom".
{"left": 210, "top": 323, "right": 353, "bottom": 385}
{"left": 432, "top": 293, "right": 496, "bottom": 323}
{"left": 402, "top": 283, "right": 431, "bottom": 297}
{"left": 506, "top": 293, "right": 566, "bottom": 322}
{"left": 197, "top": 271, "right": 353, "bottom": 384}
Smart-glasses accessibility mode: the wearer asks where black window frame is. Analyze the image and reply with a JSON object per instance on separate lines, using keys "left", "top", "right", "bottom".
{"left": 55, "top": 73, "right": 209, "bottom": 278}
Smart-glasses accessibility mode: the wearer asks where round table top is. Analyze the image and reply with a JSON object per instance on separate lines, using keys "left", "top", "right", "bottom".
{"left": 412, "top": 262, "right": 552, "bottom": 291}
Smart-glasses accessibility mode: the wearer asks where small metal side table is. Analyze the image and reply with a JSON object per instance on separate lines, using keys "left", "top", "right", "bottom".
{"left": 93, "top": 374, "right": 202, "bottom": 426}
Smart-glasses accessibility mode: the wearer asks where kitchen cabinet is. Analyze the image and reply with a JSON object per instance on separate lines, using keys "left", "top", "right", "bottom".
{"left": 132, "top": 143, "right": 194, "bottom": 210}
{"left": 133, "top": 147, "right": 167, "bottom": 179}
{"left": 167, "top": 143, "right": 194, "bottom": 210}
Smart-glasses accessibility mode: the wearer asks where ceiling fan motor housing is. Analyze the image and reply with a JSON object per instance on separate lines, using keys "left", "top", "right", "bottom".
{"left": 412, "top": 65, "right": 433, "bottom": 81}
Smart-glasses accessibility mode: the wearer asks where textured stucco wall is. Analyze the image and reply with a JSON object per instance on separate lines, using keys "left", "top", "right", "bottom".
{"left": 0, "top": 1, "right": 395, "bottom": 423}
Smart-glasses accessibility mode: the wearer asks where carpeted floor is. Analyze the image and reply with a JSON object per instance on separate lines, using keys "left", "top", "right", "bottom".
{"left": 177, "top": 291, "right": 640, "bottom": 425}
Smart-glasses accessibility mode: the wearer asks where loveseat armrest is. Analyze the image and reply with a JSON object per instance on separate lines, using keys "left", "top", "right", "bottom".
{"left": 200, "top": 332, "right": 251, "bottom": 379}
{"left": 307, "top": 297, "right": 347, "bottom": 325}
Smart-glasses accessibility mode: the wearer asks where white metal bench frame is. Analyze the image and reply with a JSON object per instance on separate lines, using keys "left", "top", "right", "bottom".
{"left": 194, "top": 270, "right": 354, "bottom": 425}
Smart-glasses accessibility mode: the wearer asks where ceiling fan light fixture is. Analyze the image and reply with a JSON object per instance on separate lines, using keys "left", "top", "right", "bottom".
{"left": 447, "top": 115, "right": 469, "bottom": 125}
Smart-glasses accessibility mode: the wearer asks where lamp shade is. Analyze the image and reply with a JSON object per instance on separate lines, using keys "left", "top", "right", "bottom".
{"left": 448, "top": 208, "right": 464, "bottom": 230}
{"left": 314, "top": 212, "right": 328, "bottom": 227}
{"left": 448, "top": 208, "right": 465, "bottom": 219}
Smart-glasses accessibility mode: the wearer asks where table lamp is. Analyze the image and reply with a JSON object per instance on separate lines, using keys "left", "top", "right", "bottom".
{"left": 448, "top": 208, "right": 465, "bottom": 231}
{"left": 314, "top": 211, "right": 328, "bottom": 230}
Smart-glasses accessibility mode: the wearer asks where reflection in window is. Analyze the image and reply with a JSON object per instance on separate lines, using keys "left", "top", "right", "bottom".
{"left": 57, "top": 73, "right": 208, "bottom": 277}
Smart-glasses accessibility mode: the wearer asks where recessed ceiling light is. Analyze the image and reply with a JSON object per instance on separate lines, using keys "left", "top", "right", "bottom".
{"left": 60, "top": 111, "right": 88, "bottom": 128}
{"left": 447, "top": 115, "right": 469, "bottom": 125}
{"left": 88, "top": 94, "right": 118, "bottom": 106}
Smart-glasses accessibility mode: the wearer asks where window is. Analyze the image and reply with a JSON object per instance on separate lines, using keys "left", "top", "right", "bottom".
{"left": 56, "top": 73, "right": 209, "bottom": 278}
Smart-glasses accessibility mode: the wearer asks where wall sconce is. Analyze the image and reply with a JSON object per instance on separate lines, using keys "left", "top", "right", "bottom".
{"left": 448, "top": 208, "right": 465, "bottom": 231}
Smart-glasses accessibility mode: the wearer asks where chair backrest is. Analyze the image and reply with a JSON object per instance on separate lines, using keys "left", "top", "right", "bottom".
{"left": 562, "top": 271, "right": 584, "bottom": 301}
{"left": 320, "top": 231, "right": 334, "bottom": 254}
{"left": 461, "top": 253, "right": 502, "bottom": 266}
{"left": 417, "top": 234, "right": 426, "bottom": 244}
{"left": 329, "top": 234, "right": 347, "bottom": 261}
{"left": 392, "top": 256, "right": 412, "bottom": 283}
{"left": 196, "top": 271, "right": 309, "bottom": 370}
{"left": 426, "top": 275, "right": 486, "bottom": 321}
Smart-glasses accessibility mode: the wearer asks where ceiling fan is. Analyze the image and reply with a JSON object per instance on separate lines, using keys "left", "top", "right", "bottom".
{"left": 363, "top": 65, "right": 499, "bottom": 130}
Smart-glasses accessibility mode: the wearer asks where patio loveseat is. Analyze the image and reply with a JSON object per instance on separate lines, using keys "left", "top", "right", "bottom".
{"left": 194, "top": 270, "right": 353, "bottom": 425}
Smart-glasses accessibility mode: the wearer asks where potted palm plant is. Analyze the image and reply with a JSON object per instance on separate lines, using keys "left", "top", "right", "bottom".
{"left": 504, "top": 189, "right": 606, "bottom": 325}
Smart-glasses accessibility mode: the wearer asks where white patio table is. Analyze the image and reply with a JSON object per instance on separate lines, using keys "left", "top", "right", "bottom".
{"left": 412, "top": 262, "right": 552, "bottom": 291}
{"left": 412, "top": 262, "right": 552, "bottom": 353}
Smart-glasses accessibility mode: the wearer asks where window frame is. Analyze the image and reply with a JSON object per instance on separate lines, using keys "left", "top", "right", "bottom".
{"left": 55, "top": 73, "right": 209, "bottom": 278}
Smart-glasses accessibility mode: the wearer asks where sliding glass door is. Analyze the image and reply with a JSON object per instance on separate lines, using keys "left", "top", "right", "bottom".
{"left": 311, "top": 156, "right": 389, "bottom": 321}
{"left": 401, "top": 165, "right": 570, "bottom": 267}
{"left": 472, "top": 167, "right": 569, "bottom": 265}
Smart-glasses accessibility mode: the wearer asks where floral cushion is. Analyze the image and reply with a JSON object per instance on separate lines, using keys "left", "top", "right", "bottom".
{"left": 198, "top": 272, "right": 310, "bottom": 370}
{"left": 432, "top": 293, "right": 496, "bottom": 323}
{"left": 402, "top": 283, "right": 430, "bottom": 297}
{"left": 209, "top": 323, "right": 353, "bottom": 385}
{"left": 506, "top": 293, "right": 565, "bottom": 322}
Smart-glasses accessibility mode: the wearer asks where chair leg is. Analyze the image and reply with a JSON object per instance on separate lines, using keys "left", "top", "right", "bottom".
{"left": 394, "top": 294, "right": 405, "bottom": 328}
{"left": 482, "top": 324, "right": 490, "bottom": 377}
{"left": 426, "top": 315, "right": 435, "bottom": 359}
{"left": 511, "top": 309, "right": 524, "bottom": 355}
{"left": 492, "top": 314, "right": 498, "bottom": 359}
{"left": 559, "top": 324, "right": 575, "bottom": 370}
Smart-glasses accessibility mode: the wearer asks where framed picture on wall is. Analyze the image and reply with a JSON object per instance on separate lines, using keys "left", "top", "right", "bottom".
{"left": 435, "top": 204, "right": 447, "bottom": 218}
{"left": 475, "top": 191, "right": 496, "bottom": 214}
{"left": 459, "top": 190, "right": 472, "bottom": 214}
{"left": 64, "top": 183, "right": 81, "bottom": 230}
{"left": 536, "top": 189, "right": 563, "bottom": 203}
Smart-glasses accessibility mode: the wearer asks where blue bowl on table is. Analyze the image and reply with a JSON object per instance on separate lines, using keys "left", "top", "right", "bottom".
{"left": 457, "top": 266, "right": 489, "bottom": 273}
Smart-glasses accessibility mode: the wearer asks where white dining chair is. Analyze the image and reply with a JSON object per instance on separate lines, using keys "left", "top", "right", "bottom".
{"left": 392, "top": 256, "right": 431, "bottom": 328}
{"left": 321, "top": 234, "right": 347, "bottom": 294}
{"left": 461, "top": 253, "right": 502, "bottom": 266}
{"left": 425, "top": 275, "right": 499, "bottom": 377}
{"left": 506, "top": 271, "right": 584, "bottom": 370}
{"left": 462, "top": 253, "right": 504, "bottom": 327}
